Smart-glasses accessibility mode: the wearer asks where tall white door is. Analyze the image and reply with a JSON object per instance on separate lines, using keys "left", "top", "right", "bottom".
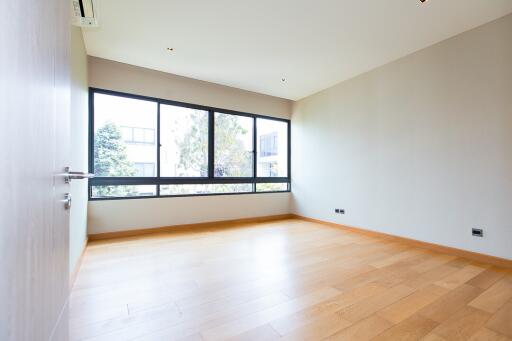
{"left": 0, "top": 0, "right": 72, "bottom": 340}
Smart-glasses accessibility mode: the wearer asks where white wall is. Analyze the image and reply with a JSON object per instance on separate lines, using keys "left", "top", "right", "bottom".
{"left": 88, "top": 193, "right": 290, "bottom": 234}
{"left": 69, "top": 27, "right": 89, "bottom": 272}
{"left": 88, "top": 58, "right": 292, "bottom": 234}
{"left": 292, "top": 14, "right": 512, "bottom": 260}
{"left": 88, "top": 57, "right": 291, "bottom": 120}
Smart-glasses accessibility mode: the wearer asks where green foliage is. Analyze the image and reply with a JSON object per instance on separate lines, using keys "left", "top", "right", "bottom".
{"left": 213, "top": 114, "right": 252, "bottom": 177}
{"left": 176, "top": 114, "right": 208, "bottom": 176}
{"left": 93, "top": 122, "right": 136, "bottom": 197}
{"left": 91, "top": 115, "right": 285, "bottom": 197}
{"left": 175, "top": 113, "right": 252, "bottom": 178}
{"left": 94, "top": 121, "right": 135, "bottom": 176}
{"left": 256, "top": 183, "right": 287, "bottom": 192}
{"left": 161, "top": 183, "right": 253, "bottom": 195}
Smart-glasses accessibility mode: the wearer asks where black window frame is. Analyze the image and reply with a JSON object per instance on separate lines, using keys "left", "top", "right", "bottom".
{"left": 88, "top": 87, "right": 291, "bottom": 200}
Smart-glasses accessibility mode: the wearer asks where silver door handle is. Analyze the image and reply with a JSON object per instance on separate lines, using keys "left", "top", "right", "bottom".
{"left": 63, "top": 167, "right": 95, "bottom": 183}
{"left": 64, "top": 193, "right": 72, "bottom": 210}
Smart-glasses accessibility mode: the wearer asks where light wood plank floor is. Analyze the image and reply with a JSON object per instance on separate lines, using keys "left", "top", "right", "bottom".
{"left": 70, "top": 219, "right": 512, "bottom": 341}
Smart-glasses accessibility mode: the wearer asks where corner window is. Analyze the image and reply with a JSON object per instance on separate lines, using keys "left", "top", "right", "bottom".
{"left": 89, "top": 88, "right": 291, "bottom": 200}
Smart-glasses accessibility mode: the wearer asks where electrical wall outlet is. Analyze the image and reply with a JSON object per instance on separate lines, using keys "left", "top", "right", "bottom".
{"left": 472, "top": 228, "right": 483, "bottom": 237}
{"left": 334, "top": 209, "right": 345, "bottom": 214}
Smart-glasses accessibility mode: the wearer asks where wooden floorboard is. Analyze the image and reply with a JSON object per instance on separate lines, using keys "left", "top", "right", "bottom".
{"left": 70, "top": 219, "right": 512, "bottom": 341}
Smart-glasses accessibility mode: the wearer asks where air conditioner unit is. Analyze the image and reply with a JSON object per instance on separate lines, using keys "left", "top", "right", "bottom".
{"left": 72, "top": 0, "right": 99, "bottom": 27}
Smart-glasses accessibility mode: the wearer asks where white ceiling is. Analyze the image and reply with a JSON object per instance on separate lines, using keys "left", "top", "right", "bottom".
{"left": 82, "top": 0, "right": 512, "bottom": 100}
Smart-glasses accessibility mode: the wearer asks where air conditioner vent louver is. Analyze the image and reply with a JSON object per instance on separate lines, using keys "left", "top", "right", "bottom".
{"left": 72, "top": 0, "right": 98, "bottom": 27}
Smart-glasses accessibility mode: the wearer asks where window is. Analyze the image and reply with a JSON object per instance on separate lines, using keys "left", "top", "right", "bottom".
{"left": 133, "top": 162, "right": 155, "bottom": 177}
{"left": 160, "top": 184, "right": 253, "bottom": 196}
{"left": 91, "top": 185, "right": 157, "bottom": 198}
{"left": 257, "top": 118, "right": 288, "bottom": 177}
{"left": 256, "top": 183, "right": 289, "bottom": 192}
{"left": 93, "top": 93, "right": 157, "bottom": 179}
{"left": 121, "top": 127, "right": 155, "bottom": 145}
{"left": 89, "top": 88, "right": 290, "bottom": 200}
{"left": 214, "top": 112, "right": 253, "bottom": 177}
{"left": 260, "top": 132, "right": 278, "bottom": 157}
{"left": 259, "top": 162, "right": 278, "bottom": 177}
{"left": 160, "top": 104, "right": 208, "bottom": 177}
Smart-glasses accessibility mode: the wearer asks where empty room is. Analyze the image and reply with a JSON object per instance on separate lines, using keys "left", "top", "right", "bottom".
{"left": 2, "top": 0, "right": 512, "bottom": 340}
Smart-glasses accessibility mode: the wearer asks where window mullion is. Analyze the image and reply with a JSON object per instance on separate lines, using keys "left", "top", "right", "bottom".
{"left": 156, "top": 102, "right": 161, "bottom": 196}
{"left": 288, "top": 120, "right": 291, "bottom": 179}
{"left": 208, "top": 110, "right": 214, "bottom": 179}
{"left": 253, "top": 116, "right": 257, "bottom": 180}
{"left": 88, "top": 89, "right": 95, "bottom": 200}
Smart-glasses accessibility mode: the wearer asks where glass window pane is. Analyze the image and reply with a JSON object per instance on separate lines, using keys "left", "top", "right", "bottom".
{"left": 121, "top": 127, "right": 133, "bottom": 142}
{"left": 160, "top": 183, "right": 252, "bottom": 196}
{"left": 93, "top": 93, "right": 157, "bottom": 177}
{"left": 133, "top": 163, "right": 144, "bottom": 176}
{"left": 133, "top": 128, "right": 145, "bottom": 143}
{"left": 160, "top": 104, "right": 209, "bottom": 177}
{"left": 257, "top": 118, "right": 288, "bottom": 177}
{"left": 144, "top": 163, "right": 155, "bottom": 176}
{"left": 214, "top": 113, "right": 253, "bottom": 177}
{"left": 144, "top": 128, "right": 155, "bottom": 144}
{"left": 256, "top": 183, "right": 289, "bottom": 192}
{"left": 91, "top": 185, "right": 157, "bottom": 198}
{"left": 133, "top": 163, "right": 155, "bottom": 177}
